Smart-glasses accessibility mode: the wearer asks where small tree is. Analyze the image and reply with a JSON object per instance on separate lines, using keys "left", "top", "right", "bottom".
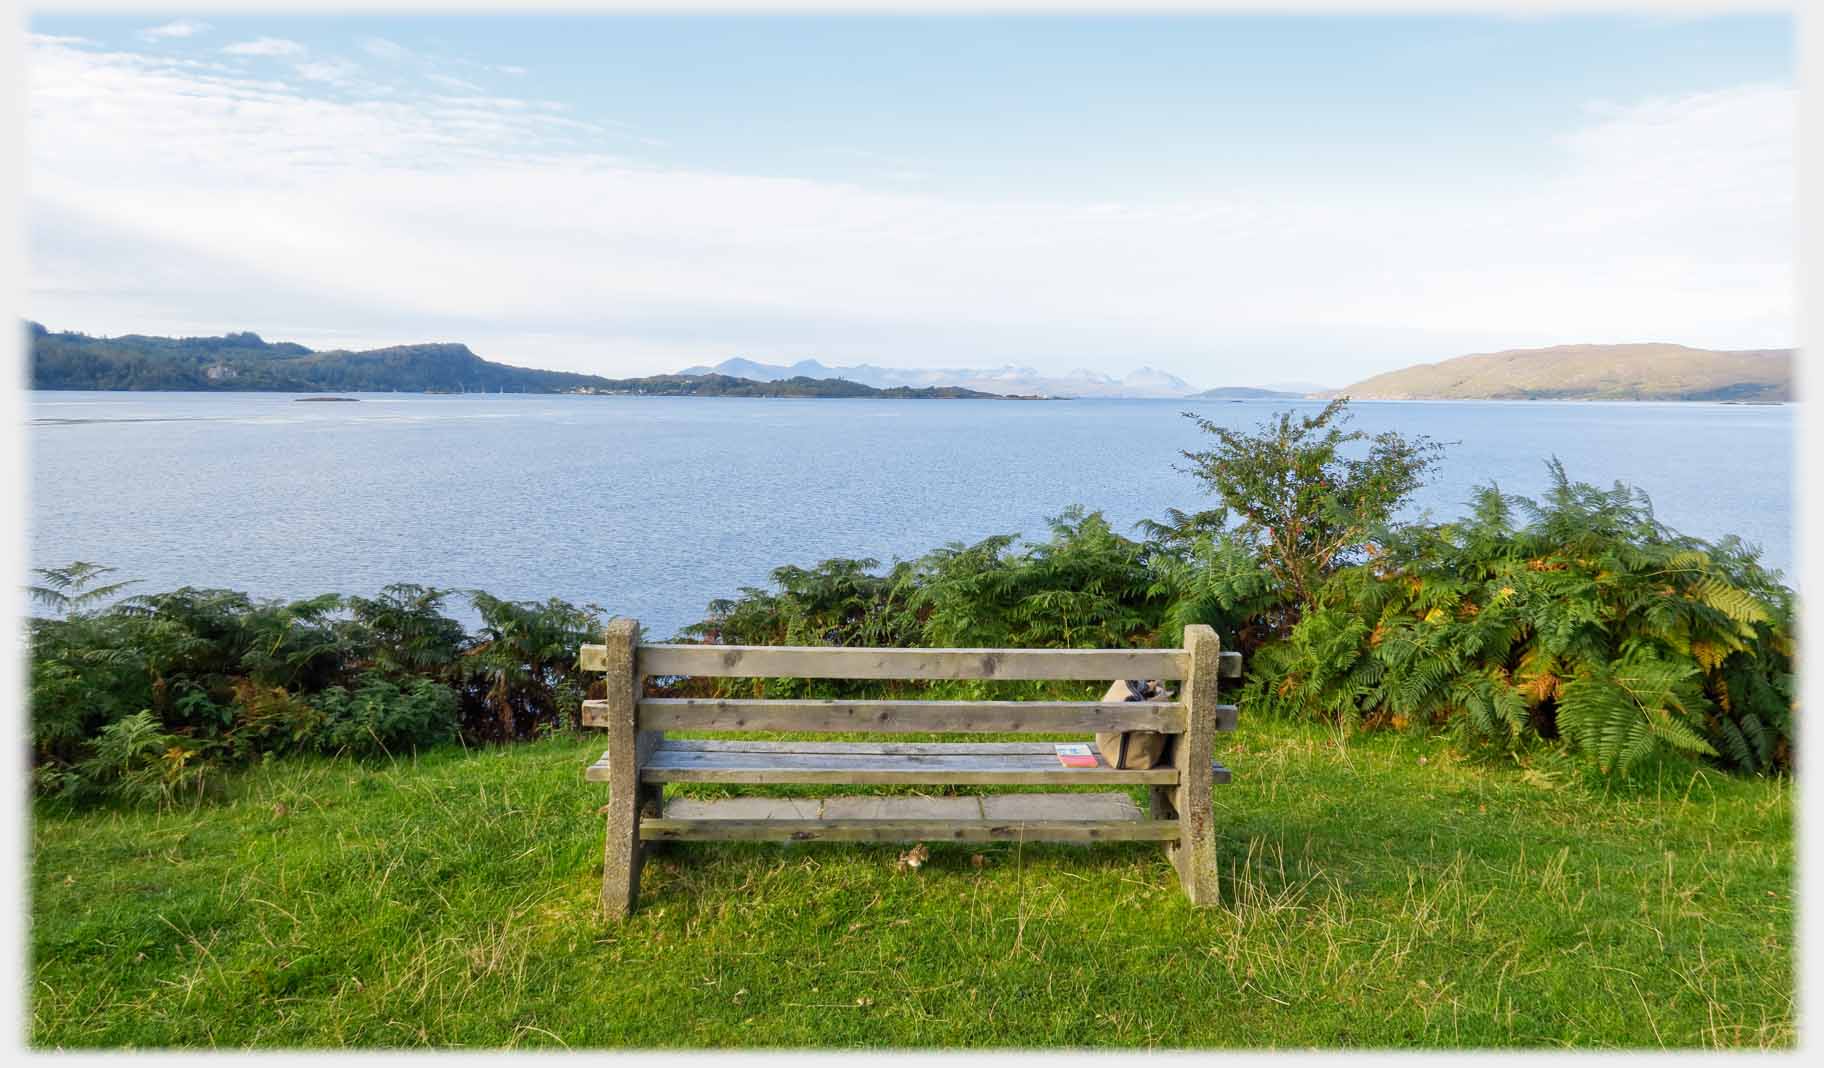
{"left": 1179, "top": 397, "right": 1445, "bottom": 627}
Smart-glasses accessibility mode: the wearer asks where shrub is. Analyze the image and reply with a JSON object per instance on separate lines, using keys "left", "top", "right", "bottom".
{"left": 24, "top": 565, "right": 598, "bottom": 805}
{"left": 69, "top": 711, "right": 219, "bottom": 808}
{"left": 679, "top": 509, "right": 1171, "bottom": 701}
{"left": 228, "top": 679, "right": 328, "bottom": 757}
{"left": 346, "top": 584, "right": 467, "bottom": 677}
{"left": 907, "top": 508, "right": 1163, "bottom": 651}
{"left": 1177, "top": 398, "right": 1446, "bottom": 628}
{"left": 309, "top": 675, "right": 459, "bottom": 756}
{"left": 461, "top": 594, "right": 601, "bottom": 739}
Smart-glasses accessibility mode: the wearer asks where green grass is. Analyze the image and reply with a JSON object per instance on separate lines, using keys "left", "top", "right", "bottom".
{"left": 30, "top": 719, "right": 1793, "bottom": 1049}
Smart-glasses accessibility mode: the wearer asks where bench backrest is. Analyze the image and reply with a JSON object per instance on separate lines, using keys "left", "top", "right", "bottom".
{"left": 580, "top": 621, "right": 1239, "bottom": 738}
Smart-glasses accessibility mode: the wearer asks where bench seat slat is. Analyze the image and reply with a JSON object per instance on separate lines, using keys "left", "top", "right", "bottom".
{"left": 656, "top": 739, "right": 1100, "bottom": 755}
{"left": 642, "top": 755, "right": 1177, "bottom": 785}
{"left": 584, "top": 743, "right": 1232, "bottom": 784}
{"left": 579, "top": 740, "right": 1232, "bottom": 785}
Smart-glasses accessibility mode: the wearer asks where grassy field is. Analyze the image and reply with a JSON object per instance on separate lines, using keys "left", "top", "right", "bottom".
{"left": 30, "top": 718, "right": 1793, "bottom": 1049}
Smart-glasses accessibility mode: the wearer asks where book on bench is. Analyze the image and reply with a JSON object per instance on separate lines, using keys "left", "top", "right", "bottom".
{"left": 1054, "top": 743, "right": 1099, "bottom": 768}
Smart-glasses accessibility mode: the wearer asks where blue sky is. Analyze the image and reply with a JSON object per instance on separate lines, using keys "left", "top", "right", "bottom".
{"left": 26, "top": 13, "right": 1795, "bottom": 386}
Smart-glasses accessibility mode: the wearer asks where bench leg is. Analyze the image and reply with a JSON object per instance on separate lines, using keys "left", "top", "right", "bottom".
{"left": 1148, "top": 785, "right": 1177, "bottom": 820}
{"left": 598, "top": 617, "right": 658, "bottom": 921}
{"left": 602, "top": 785, "right": 644, "bottom": 921}
{"left": 1171, "top": 785, "right": 1219, "bottom": 906}
{"left": 637, "top": 782, "right": 667, "bottom": 854}
{"left": 1150, "top": 784, "right": 1199, "bottom": 891}
{"left": 1174, "top": 625, "right": 1222, "bottom": 906}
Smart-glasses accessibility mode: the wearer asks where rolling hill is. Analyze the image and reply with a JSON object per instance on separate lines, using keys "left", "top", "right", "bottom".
{"left": 1340, "top": 343, "right": 1794, "bottom": 402}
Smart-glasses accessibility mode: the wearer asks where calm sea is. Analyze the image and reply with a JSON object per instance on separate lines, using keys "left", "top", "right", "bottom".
{"left": 27, "top": 392, "right": 1796, "bottom": 638}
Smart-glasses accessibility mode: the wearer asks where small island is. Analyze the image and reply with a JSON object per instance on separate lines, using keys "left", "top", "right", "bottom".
{"left": 1189, "top": 386, "right": 1305, "bottom": 400}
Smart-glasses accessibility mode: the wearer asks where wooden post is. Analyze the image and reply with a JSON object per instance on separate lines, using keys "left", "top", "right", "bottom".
{"left": 1172, "top": 625, "right": 1221, "bottom": 906}
{"left": 1147, "top": 784, "right": 1177, "bottom": 822}
{"left": 600, "top": 618, "right": 654, "bottom": 921}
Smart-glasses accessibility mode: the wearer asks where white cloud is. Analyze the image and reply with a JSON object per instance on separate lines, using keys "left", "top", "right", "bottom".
{"left": 426, "top": 73, "right": 484, "bottom": 93}
{"left": 493, "top": 65, "right": 527, "bottom": 76}
{"left": 294, "top": 59, "right": 359, "bottom": 86}
{"left": 222, "top": 38, "right": 306, "bottom": 58}
{"left": 358, "top": 37, "right": 408, "bottom": 61}
{"left": 23, "top": 35, "right": 1795, "bottom": 385}
{"left": 137, "top": 20, "right": 211, "bottom": 42}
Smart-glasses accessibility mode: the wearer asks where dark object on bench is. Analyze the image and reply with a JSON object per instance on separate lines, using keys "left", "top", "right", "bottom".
{"left": 1096, "top": 678, "right": 1175, "bottom": 770}
{"left": 579, "top": 623, "right": 1241, "bottom": 919}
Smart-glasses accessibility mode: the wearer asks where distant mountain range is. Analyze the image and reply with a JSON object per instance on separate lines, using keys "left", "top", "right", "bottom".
{"left": 1339, "top": 343, "right": 1795, "bottom": 402}
{"left": 25, "top": 324, "right": 1018, "bottom": 399}
{"left": 677, "top": 357, "right": 1204, "bottom": 398}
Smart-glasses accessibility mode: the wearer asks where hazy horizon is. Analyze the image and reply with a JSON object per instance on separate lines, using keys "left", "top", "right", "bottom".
{"left": 27, "top": 13, "right": 1794, "bottom": 387}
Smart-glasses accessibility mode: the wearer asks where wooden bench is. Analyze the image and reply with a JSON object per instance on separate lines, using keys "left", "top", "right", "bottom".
{"left": 580, "top": 620, "right": 1241, "bottom": 919}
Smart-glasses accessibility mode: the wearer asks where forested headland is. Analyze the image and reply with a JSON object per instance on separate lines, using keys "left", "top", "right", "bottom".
{"left": 24, "top": 322, "right": 1017, "bottom": 398}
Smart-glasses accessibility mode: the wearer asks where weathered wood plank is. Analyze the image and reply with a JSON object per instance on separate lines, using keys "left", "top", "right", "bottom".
{"left": 820, "top": 796, "right": 984, "bottom": 820}
{"left": 658, "top": 740, "right": 1238, "bottom": 757}
{"left": 657, "top": 792, "right": 1148, "bottom": 824}
{"left": 588, "top": 699, "right": 1232, "bottom": 733}
{"left": 637, "top": 747, "right": 1182, "bottom": 785}
{"left": 635, "top": 644, "right": 1188, "bottom": 681}
{"left": 657, "top": 740, "right": 1078, "bottom": 755}
{"left": 650, "top": 749, "right": 1101, "bottom": 770}
{"left": 634, "top": 698, "right": 1188, "bottom": 734}
{"left": 979, "top": 792, "right": 1141, "bottom": 822}
{"left": 639, "top": 818, "right": 1181, "bottom": 842}
{"left": 589, "top": 642, "right": 1230, "bottom": 680}
{"left": 662, "top": 797, "right": 825, "bottom": 820}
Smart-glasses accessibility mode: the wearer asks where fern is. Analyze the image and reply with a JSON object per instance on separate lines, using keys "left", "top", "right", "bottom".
{"left": 1252, "top": 458, "right": 1791, "bottom": 777}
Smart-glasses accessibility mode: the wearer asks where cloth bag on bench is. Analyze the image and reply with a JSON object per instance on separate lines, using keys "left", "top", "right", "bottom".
{"left": 1095, "top": 678, "right": 1174, "bottom": 770}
